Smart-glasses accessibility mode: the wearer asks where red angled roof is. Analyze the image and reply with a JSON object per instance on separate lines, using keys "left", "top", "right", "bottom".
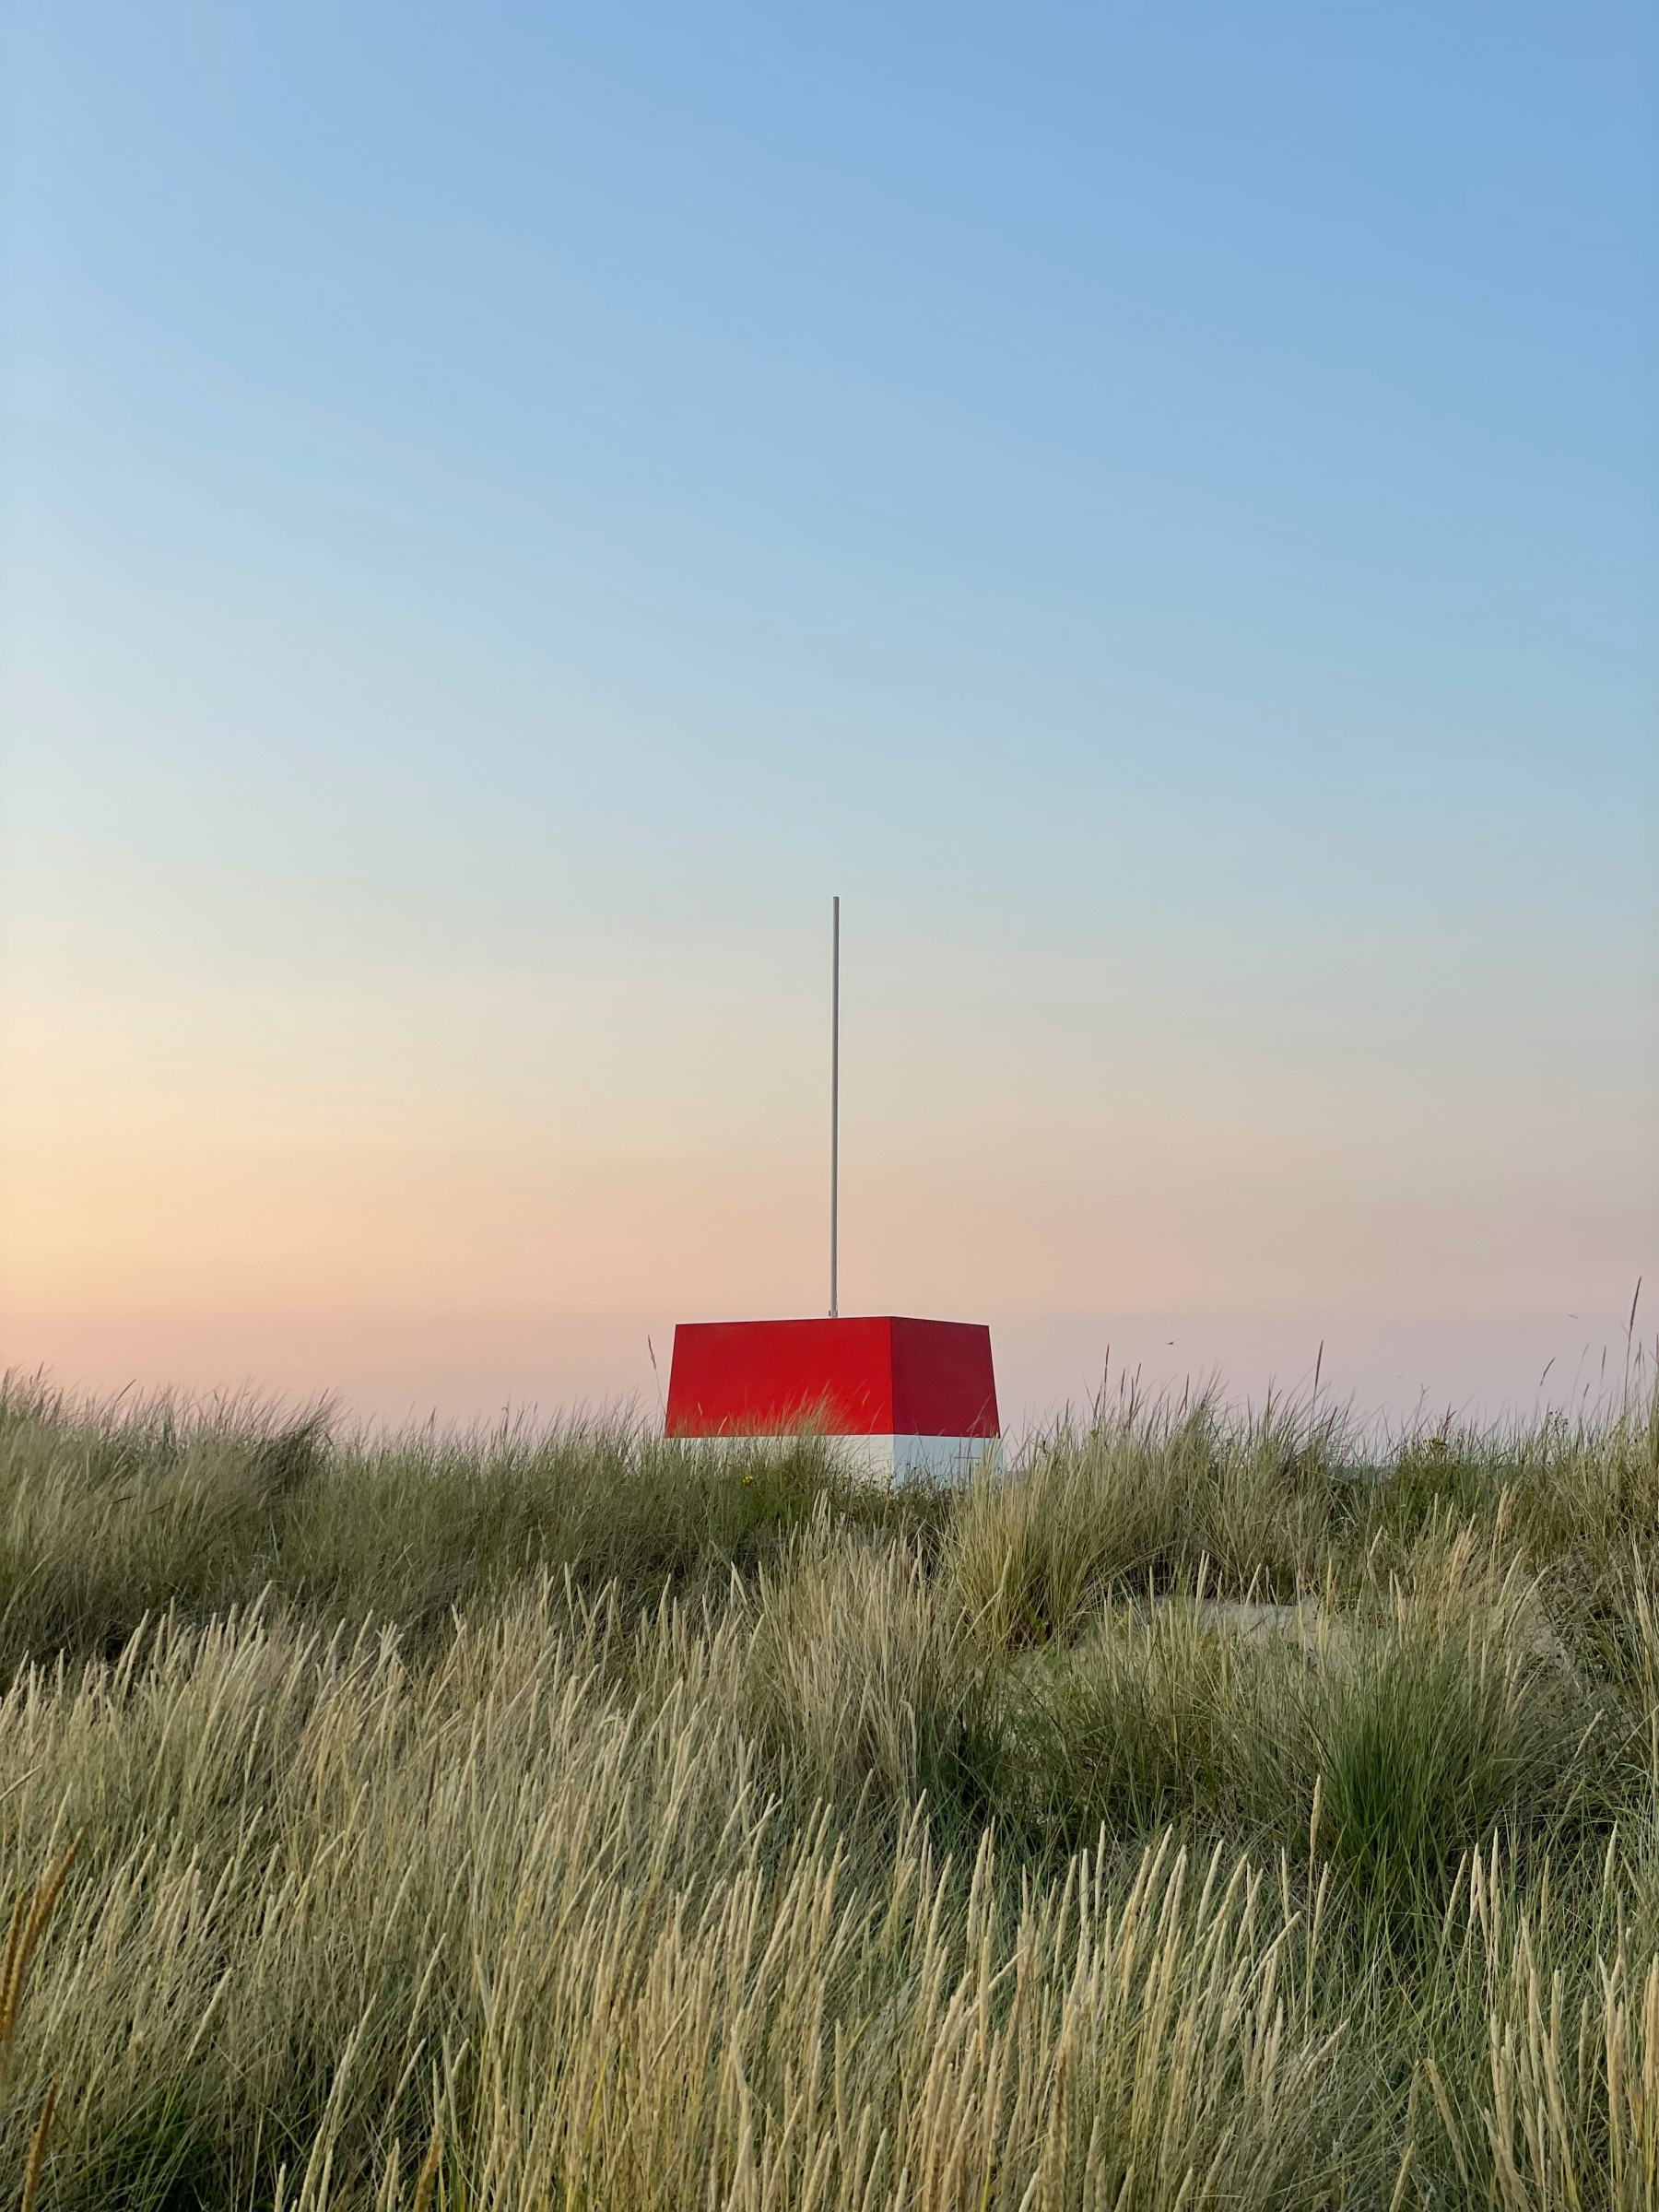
{"left": 665, "top": 1315, "right": 999, "bottom": 1439}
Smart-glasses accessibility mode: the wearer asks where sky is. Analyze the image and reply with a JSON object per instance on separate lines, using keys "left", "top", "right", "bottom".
{"left": 1, "top": 1, "right": 1655, "bottom": 1432}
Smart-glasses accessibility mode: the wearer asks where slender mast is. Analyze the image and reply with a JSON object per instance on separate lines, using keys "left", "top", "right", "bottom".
{"left": 830, "top": 895, "right": 840, "bottom": 1318}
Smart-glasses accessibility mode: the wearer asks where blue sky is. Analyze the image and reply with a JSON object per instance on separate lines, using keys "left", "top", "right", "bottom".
{"left": 2, "top": 1, "right": 1654, "bottom": 1421}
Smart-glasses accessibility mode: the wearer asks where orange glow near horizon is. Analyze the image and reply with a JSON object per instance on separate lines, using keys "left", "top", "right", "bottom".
{"left": 3, "top": 950, "right": 1648, "bottom": 1430}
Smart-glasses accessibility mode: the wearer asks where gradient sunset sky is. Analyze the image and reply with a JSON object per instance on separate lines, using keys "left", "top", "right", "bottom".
{"left": 2, "top": 2, "right": 1655, "bottom": 1429}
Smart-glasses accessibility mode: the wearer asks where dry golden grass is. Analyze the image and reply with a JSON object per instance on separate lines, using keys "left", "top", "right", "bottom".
{"left": 0, "top": 1371, "right": 1655, "bottom": 2206}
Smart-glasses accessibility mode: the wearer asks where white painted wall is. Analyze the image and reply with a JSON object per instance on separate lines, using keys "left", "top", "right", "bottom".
{"left": 674, "top": 1433, "right": 1001, "bottom": 1488}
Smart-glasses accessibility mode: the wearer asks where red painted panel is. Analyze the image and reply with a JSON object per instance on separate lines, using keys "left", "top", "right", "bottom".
{"left": 666, "top": 1317, "right": 894, "bottom": 1435}
{"left": 890, "top": 1318, "right": 999, "bottom": 1438}
{"left": 665, "top": 1315, "right": 998, "bottom": 1439}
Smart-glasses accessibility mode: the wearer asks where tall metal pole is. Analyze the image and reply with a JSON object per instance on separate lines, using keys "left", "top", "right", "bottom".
{"left": 830, "top": 895, "right": 840, "bottom": 1318}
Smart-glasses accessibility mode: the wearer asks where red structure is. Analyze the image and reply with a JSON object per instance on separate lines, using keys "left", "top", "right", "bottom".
{"left": 665, "top": 1315, "right": 999, "bottom": 1483}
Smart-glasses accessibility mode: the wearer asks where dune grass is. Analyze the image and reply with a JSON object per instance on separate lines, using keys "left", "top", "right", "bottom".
{"left": 1, "top": 1370, "right": 1658, "bottom": 2206}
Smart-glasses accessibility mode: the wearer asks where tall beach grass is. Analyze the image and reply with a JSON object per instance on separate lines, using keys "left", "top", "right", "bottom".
{"left": 1, "top": 1369, "right": 1657, "bottom": 2206}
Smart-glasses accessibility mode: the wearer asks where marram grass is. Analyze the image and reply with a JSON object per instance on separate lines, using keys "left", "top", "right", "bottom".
{"left": 0, "top": 1372, "right": 1657, "bottom": 2206}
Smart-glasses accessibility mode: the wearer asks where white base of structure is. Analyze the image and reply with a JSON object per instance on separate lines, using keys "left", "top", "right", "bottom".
{"left": 675, "top": 1433, "right": 1000, "bottom": 1488}
{"left": 836, "top": 1434, "right": 1001, "bottom": 1486}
